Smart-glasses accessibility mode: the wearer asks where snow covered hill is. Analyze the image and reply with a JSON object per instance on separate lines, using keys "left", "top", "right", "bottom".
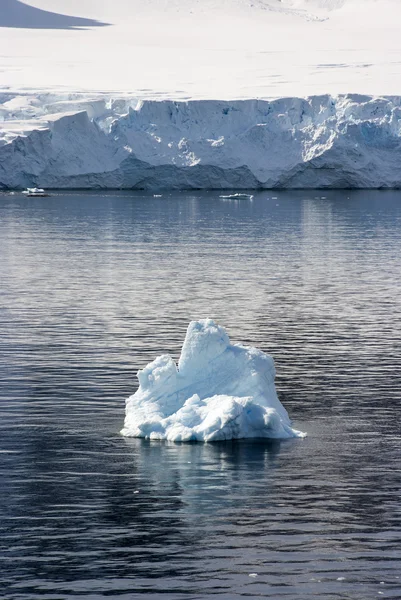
{"left": 1, "top": 2, "right": 401, "bottom": 189}
{"left": 1, "top": 0, "right": 401, "bottom": 98}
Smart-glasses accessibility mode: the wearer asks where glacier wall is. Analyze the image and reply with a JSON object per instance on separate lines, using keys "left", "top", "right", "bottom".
{"left": 1, "top": 93, "right": 401, "bottom": 189}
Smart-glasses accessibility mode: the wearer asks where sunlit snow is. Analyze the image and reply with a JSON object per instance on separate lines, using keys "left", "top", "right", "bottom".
{"left": 1, "top": 0, "right": 401, "bottom": 98}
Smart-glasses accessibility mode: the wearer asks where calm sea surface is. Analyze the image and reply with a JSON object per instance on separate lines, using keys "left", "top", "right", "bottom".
{"left": 0, "top": 190, "right": 400, "bottom": 599}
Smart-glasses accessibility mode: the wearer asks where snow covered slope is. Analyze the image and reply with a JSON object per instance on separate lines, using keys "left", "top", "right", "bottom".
{"left": 1, "top": 0, "right": 401, "bottom": 98}
{"left": 2, "top": 2, "right": 401, "bottom": 189}
{"left": 122, "top": 319, "right": 305, "bottom": 441}
{"left": 2, "top": 92, "right": 401, "bottom": 189}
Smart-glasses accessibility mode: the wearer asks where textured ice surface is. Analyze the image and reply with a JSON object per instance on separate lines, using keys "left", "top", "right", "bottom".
{"left": 121, "top": 320, "right": 305, "bottom": 442}
{"left": 3, "top": 93, "right": 401, "bottom": 189}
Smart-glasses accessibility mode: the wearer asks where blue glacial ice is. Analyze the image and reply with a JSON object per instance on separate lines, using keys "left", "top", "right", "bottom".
{"left": 121, "top": 319, "right": 305, "bottom": 442}
{"left": 4, "top": 94, "right": 401, "bottom": 189}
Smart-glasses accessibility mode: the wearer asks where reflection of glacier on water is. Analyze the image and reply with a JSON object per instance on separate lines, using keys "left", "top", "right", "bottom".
{"left": 122, "top": 319, "right": 305, "bottom": 441}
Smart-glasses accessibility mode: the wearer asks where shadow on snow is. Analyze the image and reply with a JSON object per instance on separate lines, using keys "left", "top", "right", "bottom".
{"left": 0, "top": 0, "right": 110, "bottom": 30}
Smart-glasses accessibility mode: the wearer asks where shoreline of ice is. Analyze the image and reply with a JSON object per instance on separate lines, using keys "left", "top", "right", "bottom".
{"left": 121, "top": 319, "right": 305, "bottom": 442}
{"left": 2, "top": 92, "right": 401, "bottom": 190}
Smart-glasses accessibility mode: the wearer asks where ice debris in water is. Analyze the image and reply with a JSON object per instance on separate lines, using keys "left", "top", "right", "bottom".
{"left": 219, "top": 193, "right": 254, "bottom": 200}
{"left": 121, "top": 319, "right": 305, "bottom": 442}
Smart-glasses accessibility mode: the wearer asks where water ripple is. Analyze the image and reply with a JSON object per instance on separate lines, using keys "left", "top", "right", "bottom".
{"left": 0, "top": 190, "right": 400, "bottom": 599}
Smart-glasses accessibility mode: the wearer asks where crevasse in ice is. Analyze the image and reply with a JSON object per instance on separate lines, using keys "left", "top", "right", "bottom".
{"left": 121, "top": 319, "right": 305, "bottom": 442}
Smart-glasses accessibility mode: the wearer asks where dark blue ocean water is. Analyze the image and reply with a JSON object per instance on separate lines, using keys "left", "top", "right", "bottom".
{"left": 0, "top": 190, "right": 400, "bottom": 599}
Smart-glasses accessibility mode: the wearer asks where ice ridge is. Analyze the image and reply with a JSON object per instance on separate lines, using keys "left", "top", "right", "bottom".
{"left": 2, "top": 93, "right": 401, "bottom": 189}
{"left": 121, "top": 319, "right": 305, "bottom": 442}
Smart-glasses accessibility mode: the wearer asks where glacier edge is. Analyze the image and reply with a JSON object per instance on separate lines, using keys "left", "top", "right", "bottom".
{"left": 2, "top": 93, "right": 401, "bottom": 189}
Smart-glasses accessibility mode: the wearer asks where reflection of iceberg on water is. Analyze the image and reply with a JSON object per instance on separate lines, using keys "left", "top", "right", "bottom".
{"left": 122, "top": 320, "right": 306, "bottom": 442}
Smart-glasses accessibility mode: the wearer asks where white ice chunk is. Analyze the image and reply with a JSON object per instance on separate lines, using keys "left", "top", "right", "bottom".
{"left": 220, "top": 193, "right": 254, "bottom": 200}
{"left": 121, "top": 319, "right": 305, "bottom": 442}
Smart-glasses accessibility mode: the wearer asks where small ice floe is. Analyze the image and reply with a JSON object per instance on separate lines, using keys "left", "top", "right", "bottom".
{"left": 337, "top": 577, "right": 346, "bottom": 581}
{"left": 22, "top": 187, "right": 49, "bottom": 197}
{"left": 153, "top": 194, "right": 162, "bottom": 197}
{"left": 248, "top": 573, "right": 258, "bottom": 578}
{"left": 133, "top": 490, "right": 140, "bottom": 494}
{"left": 121, "top": 319, "right": 306, "bottom": 442}
{"left": 219, "top": 193, "right": 254, "bottom": 200}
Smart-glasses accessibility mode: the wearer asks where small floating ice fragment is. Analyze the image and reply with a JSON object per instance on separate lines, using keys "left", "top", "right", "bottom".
{"left": 219, "top": 193, "right": 254, "bottom": 200}
{"left": 121, "top": 319, "right": 305, "bottom": 442}
{"left": 22, "top": 187, "right": 49, "bottom": 197}
{"left": 249, "top": 573, "right": 258, "bottom": 578}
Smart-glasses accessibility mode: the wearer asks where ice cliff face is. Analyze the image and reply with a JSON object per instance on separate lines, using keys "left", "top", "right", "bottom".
{"left": 122, "top": 319, "right": 305, "bottom": 442}
{"left": 2, "top": 93, "right": 401, "bottom": 189}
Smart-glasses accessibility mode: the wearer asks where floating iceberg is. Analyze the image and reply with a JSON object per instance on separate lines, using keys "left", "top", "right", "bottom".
{"left": 121, "top": 320, "right": 305, "bottom": 442}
